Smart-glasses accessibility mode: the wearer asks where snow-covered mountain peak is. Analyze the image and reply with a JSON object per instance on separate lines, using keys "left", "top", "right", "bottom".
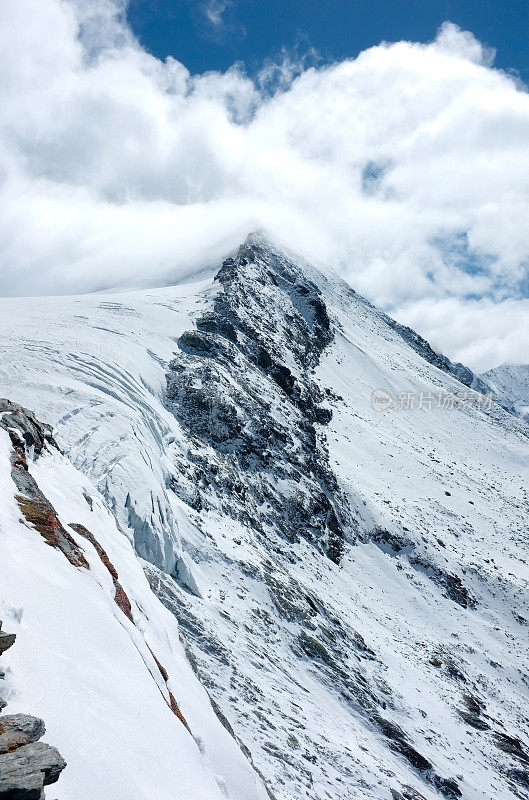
{"left": 166, "top": 232, "right": 347, "bottom": 566}
{"left": 0, "top": 237, "right": 528, "bottom": 800}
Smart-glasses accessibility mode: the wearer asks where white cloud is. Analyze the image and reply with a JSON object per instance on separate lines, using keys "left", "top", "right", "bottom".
{"left": 0, "top": 1, "right": 528, "bottom": 370}
{"left": 204, "top": 0, "right": 232, "bottom": 29}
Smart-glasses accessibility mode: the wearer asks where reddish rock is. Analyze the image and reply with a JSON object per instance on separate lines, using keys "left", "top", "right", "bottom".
{"left": 168, "top": 691, "right": 191, "bottom": 732}
{"left": 16, "top": 491, "right": 89, "bottom": 569}
{"left": 0, "top": 714, "right": 45, "bottom": 755}
{"left": 69, "top": 524, "right": 134, "bottom": 622}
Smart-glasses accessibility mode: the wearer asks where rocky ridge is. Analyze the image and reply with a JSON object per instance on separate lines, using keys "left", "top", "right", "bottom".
{"left": 165, "top": 235, "right": 349, "bottom": 565}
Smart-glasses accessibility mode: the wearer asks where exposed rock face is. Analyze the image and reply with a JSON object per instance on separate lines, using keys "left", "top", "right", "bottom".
{"left": 165, "top": 235, "right": 349, "bottom": 564}
{"left": 0, "top": 740, "right": 66, "bottom": 799}
{"left": 0, "top": 623, "right": 15, "bottom": 713}
{"left": 0, "top": 400, "right": 57, "bottom": 457}
{"left": 0, "top": 401, "right": 89, "bottom": 569}
{"left": 142, "top": 237, "right": 528, "bottom": 800}
{"left": 1, "top": 238, "right": 527, "bottom": 800}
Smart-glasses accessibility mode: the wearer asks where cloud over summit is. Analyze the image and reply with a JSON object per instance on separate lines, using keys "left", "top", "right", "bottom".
{"left": 0, "top": 0, "right": 528, "bottom": 369}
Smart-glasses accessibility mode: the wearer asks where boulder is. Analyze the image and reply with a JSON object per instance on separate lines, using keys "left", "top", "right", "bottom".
{"left": 0, "top": 741, "right": 66, "bottom": 799}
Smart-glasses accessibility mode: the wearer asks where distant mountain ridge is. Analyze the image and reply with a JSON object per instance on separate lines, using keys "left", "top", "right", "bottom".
{"left": 480, "top": 363, "right": 529, "bottom": 421}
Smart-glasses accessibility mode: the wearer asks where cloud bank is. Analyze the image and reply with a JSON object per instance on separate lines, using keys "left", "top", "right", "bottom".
{"left": 0, "top": 0, "right": 528, "bottom": 370}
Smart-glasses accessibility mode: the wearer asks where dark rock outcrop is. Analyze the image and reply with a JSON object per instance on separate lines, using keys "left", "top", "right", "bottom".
{"left": 457, "top": 694, "right": 490, "bottom": 731}
{"left": 165, "top": 234, "right": 350, "bottom": 564}
{"left": 494, "top": 733, "right": 529, "bottom": 764}
{"left": 0, "top": 400, "right": 58, "bottom": 457}
{"left": 379, "top": 318, "right": 491, "bottom": 398}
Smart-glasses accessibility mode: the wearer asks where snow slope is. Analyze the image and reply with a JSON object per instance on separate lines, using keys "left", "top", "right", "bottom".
{"left": 0, "top": 233, "right": 528, "bottom": 800}
{"left": 0, "top": 406, "right": 269, "bottom": 800}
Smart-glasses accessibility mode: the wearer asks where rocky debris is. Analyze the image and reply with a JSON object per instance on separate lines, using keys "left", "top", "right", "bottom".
{"left": 207, "top": 698, "right": 279, "bottom": 800}
{"left": 436, "top": 571, "right": 475, "bottom": 608}
{"left": 508, "top": 768, "right": 529, "bottom": 793}
{"left": 146, "top": 559, "right": 393, "bottom": 799}
{"left": 165, "top": 234, "right": 349, "bottom": 564}
{"left": 409, "top": 556, "right": 476, "bottom": 609}
{"left": 69, "top": 523, "right": 133, "bottom": 622}
{"left": 372, "top": 715, "right": 432, "bottom": 773}
{"left": 371, "top": 528, "right": 414, "bottom": 554}
{"left": 0, "top": 741, "right": 66, "bottom": 799}
{"left": 371, "top": 528, "right": 476, "bottom": 608}
{"left": 428, "top": 649, "right": 468, "bottom": 684}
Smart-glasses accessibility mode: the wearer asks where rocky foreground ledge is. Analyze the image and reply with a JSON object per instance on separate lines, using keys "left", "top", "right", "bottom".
{"left": 0, "top": 624, "right": 66, "bottom": 800}
{"left": 0, "top": 400, "right": 67, "bottom": 799}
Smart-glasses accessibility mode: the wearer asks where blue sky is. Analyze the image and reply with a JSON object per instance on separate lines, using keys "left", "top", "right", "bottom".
{"left": 128, "top": 0, "right": 528, "bottom": 79}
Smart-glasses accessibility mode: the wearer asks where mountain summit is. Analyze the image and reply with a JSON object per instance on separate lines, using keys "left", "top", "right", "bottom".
{"left": 1, "top": 235, "right": 528, "bottom": 800}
